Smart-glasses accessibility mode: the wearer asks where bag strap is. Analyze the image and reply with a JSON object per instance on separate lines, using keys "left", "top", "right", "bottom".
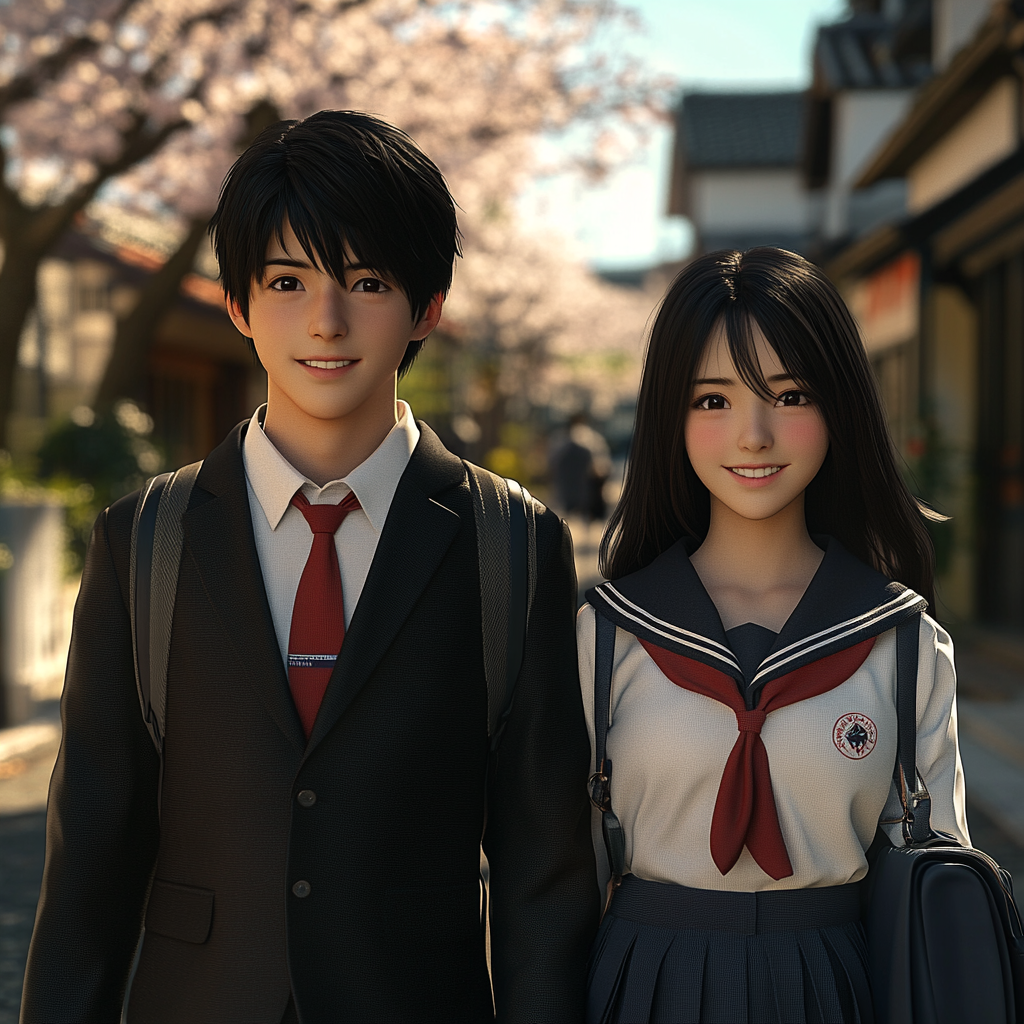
{"left": 589, "top": 609, "right": 626, "bottom": 897}
{"left": 463, "top": 461, "right": 537, "bottom": 751}
{"left": 129, "top": 461, "right": 202, "bottom": 757}
{"left": 893, "top": 611, "right": 935, "bottom": 846}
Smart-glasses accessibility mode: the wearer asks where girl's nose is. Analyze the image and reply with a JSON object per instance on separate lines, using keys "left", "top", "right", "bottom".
{"left": 737, "top": 401, "right": 773, "bottom": 452}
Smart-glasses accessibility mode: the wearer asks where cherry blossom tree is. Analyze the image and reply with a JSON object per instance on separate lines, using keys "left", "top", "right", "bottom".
{"left": 0, "top": 0, "right": 661, "bottom": 445}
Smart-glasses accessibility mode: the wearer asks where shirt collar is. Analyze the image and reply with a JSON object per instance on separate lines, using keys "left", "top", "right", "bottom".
{"left": 242, "top": 400, "right": 420, "bottom": 535}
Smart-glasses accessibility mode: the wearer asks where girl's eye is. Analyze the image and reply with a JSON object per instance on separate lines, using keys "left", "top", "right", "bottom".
{"left": 694, "top": 394, "right": 729, "bottom": 411}
{"left": 270, "top": 276, "right": 303, "bottom": 292}
{"left": 353, "top": 277, "right": 389, "bottom": 293}
{"left": 776, "top": 390, "right": 811, "bottom": 407}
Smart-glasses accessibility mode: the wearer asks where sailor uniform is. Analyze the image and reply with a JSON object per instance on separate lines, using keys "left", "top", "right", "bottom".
{"left": 578, "top": 536, "right": 970, "bottom": 1024}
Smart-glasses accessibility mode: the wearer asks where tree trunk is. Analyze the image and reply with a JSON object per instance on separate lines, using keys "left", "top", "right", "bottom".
{"left": 93, "top": 101, "right": 280, "bottom": 414}
{"left": 94, "top": 217, "right": 210, "bottom": 411}
{"left": 0, "top": 239, "right": 49, "bottom": 450}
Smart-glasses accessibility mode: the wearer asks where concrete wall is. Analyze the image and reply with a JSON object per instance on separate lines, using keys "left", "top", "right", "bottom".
{"left": 933, "top": 0, "right": 997, "bottom": 72}
{"left": 688, "top": 168, "right": 811, "bottom": 233}
{"left": 824, "top": 90, "right": 916, "bottom": 239}
{"left": 0, "top": 502, "right": 69, "bottom": 726}
{"left": 907, "top": 76, "right": 1019, "bottom": 213}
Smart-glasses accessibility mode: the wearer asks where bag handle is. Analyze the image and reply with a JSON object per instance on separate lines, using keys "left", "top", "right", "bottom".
{"left": 589, "top": 610, "right": 626, "bottom": 903}
{"left": 893, "top": 612, "right": 936, "bottom": 846}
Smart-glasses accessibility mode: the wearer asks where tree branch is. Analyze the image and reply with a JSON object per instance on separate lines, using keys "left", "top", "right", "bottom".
{"left": 0, "top": 0, "right": 143, "bottom": 117}
{"left": 24, "top": 111, "right": 189, "bottom": 252}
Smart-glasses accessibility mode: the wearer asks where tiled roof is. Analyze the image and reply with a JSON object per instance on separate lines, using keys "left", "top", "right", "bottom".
{"left": 815, "top": 14, "right": 931, "bottom": 91}
{"left": 679, "top": 92, "right": 806, "bottom": 169}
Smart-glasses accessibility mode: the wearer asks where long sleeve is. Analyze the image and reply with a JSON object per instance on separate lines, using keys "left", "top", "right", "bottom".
{"left": 483, "top": 513, "right": 600, "bottom": 1023}
{"left": 20, "top": 501, "right": 161, "bottom": 1024}
{"left": 879, "top": 613, "right": 971, "bottom": 846}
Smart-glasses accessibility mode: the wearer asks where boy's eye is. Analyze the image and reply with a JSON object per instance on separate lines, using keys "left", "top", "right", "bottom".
{"left": 270, "top": 276, "right": 303, "bottom": 292}
{"left": 352, "top": 277, "right": 389, "bottom": 293}
{"left": 775, "top": 390, "right": 810, "bottom": 407}
{"left": 694, "top": 393, "right": 729, "bottom": 411}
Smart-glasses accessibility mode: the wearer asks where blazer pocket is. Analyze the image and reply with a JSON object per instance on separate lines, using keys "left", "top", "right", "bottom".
{"left": 145, "top": 879, "right": 214, "bottom": 944}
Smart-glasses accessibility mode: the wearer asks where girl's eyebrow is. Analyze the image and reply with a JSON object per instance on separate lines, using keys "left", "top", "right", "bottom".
{"left": 692, "top": 373, "right": 797, "bottom": 387}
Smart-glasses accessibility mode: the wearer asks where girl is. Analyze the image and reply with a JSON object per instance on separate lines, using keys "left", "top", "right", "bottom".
{"left": 580, "top": 247, "right": 969, "bottom": 1024}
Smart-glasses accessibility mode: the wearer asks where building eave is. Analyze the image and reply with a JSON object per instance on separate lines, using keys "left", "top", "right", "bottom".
{"left": 856, "top": 6, "right": 1021, "bottom": 187}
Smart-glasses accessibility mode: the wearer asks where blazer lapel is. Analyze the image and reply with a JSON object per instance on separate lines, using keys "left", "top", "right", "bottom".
{"left": 182, "top": 424, "right": 306, "bottom": 753}
{"left": 305, "top": 425, "right": 465, "bottom": 753}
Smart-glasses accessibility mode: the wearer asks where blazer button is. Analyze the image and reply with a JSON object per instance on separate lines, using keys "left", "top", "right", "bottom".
{"left": 296, "top": 789, "right": 316, "bottom": 807}
{"left": 292, "top": 880, "right": 311, "bottom": 899}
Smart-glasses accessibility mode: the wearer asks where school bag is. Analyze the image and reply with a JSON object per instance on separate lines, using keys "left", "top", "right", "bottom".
{"left": 865, "top": 613, "right": 1024, "bottom": 1024}
{"left": 127, "top": 458, "right": 537, "bottom": 764}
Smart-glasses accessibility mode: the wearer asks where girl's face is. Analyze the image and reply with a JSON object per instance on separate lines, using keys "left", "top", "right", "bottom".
{"left": 684, "top": 320, "right": 829, "bottom": 523}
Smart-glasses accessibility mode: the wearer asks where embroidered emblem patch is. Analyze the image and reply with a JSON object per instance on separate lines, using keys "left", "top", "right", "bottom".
{"left": 833, "top": 713, "right": 877, "bottom": 759}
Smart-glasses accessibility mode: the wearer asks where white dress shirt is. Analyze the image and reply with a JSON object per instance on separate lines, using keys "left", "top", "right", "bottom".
{"left": 242, "top": 401, "right": 420, "bottom": 667}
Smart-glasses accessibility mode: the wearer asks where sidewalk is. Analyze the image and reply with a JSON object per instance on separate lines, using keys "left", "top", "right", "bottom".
{"left": 954, "top": 639, "right": 1024, "bottom": 874}
{"left": 0, "top": 705, "right": 61, "bottom": 1024}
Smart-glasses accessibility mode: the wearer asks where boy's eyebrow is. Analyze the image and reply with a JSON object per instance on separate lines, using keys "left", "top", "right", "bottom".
{"left": 264, "top": 257, "right": 314, "bottom": 270}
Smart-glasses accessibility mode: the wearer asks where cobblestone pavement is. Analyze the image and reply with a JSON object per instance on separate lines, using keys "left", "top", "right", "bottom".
{"left": 0, "top": 739, "right": 57, "bottom": 1024}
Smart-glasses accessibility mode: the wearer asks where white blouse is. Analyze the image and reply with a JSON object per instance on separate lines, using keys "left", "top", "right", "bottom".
{"left": 577, "top": 604, "right": 971, "bottom": 895}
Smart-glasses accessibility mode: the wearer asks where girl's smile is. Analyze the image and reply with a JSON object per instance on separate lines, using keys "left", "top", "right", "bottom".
{"left": 685, "top": 322, "right": 829, "bottom": 524}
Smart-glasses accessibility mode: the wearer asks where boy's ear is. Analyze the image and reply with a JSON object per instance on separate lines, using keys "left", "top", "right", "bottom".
{"left": 411, "top": 293, "right": 444, "bottom": 340}
{"left": 225, "top": 294, "right": 254, "bottom": 338}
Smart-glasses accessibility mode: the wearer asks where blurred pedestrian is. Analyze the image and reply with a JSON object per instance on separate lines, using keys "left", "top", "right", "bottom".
{"left": 552, "top": 413, "right": 612, "bottom": 522}
{"left": 579, "top": 249, "right": 968, "bottom": 1023}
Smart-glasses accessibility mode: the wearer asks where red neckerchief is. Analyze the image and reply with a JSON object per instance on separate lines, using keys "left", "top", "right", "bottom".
{"left": 638, "top": 636, "right": 876, "bottom": 880}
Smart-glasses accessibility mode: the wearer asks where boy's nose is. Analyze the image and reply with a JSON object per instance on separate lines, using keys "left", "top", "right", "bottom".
{"left": 308, "top": 290, "right": 348, "bottom": 340}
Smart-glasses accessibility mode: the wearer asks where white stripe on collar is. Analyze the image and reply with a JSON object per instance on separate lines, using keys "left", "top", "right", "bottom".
{"left": 749, "top": 588, "right": 923, "bottom": 686}
{"left": 598, "top": 582, "right": 742, "bottom": 673}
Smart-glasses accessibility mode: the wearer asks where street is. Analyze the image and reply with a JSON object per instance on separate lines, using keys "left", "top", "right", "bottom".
{"left": 0, "top": 736, "right": 58, "bottom": 1023}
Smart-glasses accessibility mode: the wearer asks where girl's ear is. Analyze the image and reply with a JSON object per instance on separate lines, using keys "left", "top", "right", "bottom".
{"left": 225, "top": 294, "right": 254, "bottom": 338}
{"left": 412, "top": 292, "right": 444, "bottom": 340}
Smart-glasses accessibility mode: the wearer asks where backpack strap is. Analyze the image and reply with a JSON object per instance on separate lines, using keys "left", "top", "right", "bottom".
{"left": 463, "top": 461, "right": 537, "bottom": 750}
{"left": 129, "top": 461, "right": 202, "bottom": 757}
{"left": 589, "top": 609, "right": 626, "bottom": 901}
{"left": 893, "top": 611, "right": 935, "bottom": 846}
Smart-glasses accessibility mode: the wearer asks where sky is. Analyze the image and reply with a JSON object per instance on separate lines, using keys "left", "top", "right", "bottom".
{"left": 518, "top": 0, "right": 847, "bottom": 269}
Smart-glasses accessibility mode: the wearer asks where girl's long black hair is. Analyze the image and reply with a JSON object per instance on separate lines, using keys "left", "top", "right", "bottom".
{"left": 600, "top": 247, "right": 939, "bottom": 608}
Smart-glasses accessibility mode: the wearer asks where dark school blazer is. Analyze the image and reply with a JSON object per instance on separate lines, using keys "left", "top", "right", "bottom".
{"left": 20, "top": 421, "right": 599, "bottom": 1024}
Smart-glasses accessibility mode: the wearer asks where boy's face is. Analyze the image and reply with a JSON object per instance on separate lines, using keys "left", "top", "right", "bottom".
{"left": 227, "top": 219, "right": 441, "bottom": 427}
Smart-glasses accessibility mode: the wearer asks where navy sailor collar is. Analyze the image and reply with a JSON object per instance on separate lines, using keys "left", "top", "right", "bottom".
{"left": 586, "top": 535, "right": 927, "bottom": 695}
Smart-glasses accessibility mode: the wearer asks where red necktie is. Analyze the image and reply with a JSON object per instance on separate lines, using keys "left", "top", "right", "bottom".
{"left": 288, "top": 488, "right": 362, "bottom": 738}
{"left": 638, "top": 636, "right": 876, "bottom": 880}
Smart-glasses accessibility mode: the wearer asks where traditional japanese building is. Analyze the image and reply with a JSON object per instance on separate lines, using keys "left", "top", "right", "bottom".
{"left": 826, "top": 0, "right": 1023, "bottom": 634}
{"left": 667, "top": 91, "right": 814, "bottom": 256}
{"left": 12, "top": 220, "right": 265, "bottom": 468}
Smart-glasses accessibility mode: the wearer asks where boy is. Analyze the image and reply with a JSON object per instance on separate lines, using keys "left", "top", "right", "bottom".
{"left": 21, "top": 111, "right": 598, "bottom": 1023}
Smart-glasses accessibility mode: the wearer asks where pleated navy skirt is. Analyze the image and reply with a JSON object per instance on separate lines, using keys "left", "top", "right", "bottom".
{"left": 587, "top": 876, "right": 873, "bottom": 1024}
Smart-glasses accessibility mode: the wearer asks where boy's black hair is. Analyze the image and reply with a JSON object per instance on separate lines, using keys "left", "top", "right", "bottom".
{"left": 210, "top": 109, "right": 461, "bottom": 377}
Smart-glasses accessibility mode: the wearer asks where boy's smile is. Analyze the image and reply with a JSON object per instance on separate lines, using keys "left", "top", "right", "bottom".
{"left": 226, "top": 218, "right": 441, "bottom": 482}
